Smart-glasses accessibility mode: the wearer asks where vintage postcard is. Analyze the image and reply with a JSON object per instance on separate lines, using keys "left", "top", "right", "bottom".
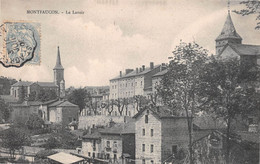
{"left": 0, "top": 0, "right": 259, "bottom": 164}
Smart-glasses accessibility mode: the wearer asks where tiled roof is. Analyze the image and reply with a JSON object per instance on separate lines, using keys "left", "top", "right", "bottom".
{"left": 152, "top": 69, "right": 167, "bottom": 77}
{"left": 133, "top": 106, "right": 187, "bottom": 119}
{"left": 34, "top": 82, "right": 58, "bottom": 87}
{"left": 12, "top": 81, "right": 32, "bottom": 87}
{"left": 41, "top": 99, "right": 59, "bottom": 105}
{"left": 110, "top": 65, "right": 160, "bottom": 80}
{"left": 228, "top": 43, "right": 260, "bottom": 56}
{"left": 48, "top": 100, "right": 78, "bottom": 107}
{"left": 58, "top": 101, "right": 78, "bottom": 107}
{"left": 99, "top": 121, "right": 135, "bottom": 134}
{"left": 82, "top": 131, "right": 102, "bottom": 139}
{"left": 216, "top": 13, "right": 242, "bottom": 41}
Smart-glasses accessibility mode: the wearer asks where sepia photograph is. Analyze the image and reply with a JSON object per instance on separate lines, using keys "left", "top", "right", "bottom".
{"left": 0, "top": 0, "right": 260, "bottom": 163}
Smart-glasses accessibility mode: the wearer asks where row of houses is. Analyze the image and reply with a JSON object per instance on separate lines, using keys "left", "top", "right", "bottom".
{"left": 77, "top": 105, "right": 259, "bottom": 164}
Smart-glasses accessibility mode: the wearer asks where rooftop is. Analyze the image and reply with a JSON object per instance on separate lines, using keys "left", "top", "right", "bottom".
{"left": 228, "top": 43, "right": 260, "bottom": 56}
{"left": 216, "top": 13, "right": 242, "bottom": 41}
{"left": 47, "top": 152, "right": 84, "bottom": 164}
{"left": 110, "top": 65, "right": 160, "bottom": 81}
{"left": 152, "top": 69, "right": 167, "bottom": 77}
{"left": 133, "top": 106, "right": 188, "bottom": 119}
{"left": 99, "top": 121, "right": 135, "bottom": 135}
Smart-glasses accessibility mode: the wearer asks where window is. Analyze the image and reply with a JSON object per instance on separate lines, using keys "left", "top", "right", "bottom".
{"left": 107, "top": 141, "right": 110, "bottom": 148}
{"left": 93, "top": 153, "right": 95, "bottom": 158}
{"left": 113, "top": 141, "right": 117, "bottom": 148}
{"left": 88, "top": 152, "right": 91, "bottom": 157}
{"left": 142, "top": 159, "right": 145, "bottom": 164}
{"left": 142, "top": 144, "right": 145, "bottom": 152}
{"left": 150, "top": 145, "right": 154, "bottom": 153}
{"left": 151, "top": 160, "right": 154, "bottom": 164}
{"left": 142, "top": 129, "right": 145, "bottom": 136}
{"left": 141, "top": 81, "right": 143, "bottom": 86}
{"left": 151, "top": 129, "right": 154, "bottom": 137}
{"left": 145, "top": 115, "right": 148, "bottom": 123}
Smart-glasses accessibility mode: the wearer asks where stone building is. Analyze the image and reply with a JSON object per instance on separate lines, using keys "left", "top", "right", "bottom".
{"left": 109, "top": 62, "right": 165, "bottom": 100}
{"left": 39, "top": 99, "right": 79, "bottom": 127}
{"left": 133, "top": 106, "right": 189, "bottom": 164}
{"left": 216, "top": 12, "right": 260, "bottom": 71}
{"left": 81, "top": 122, "right": 135, "bottom": 163}
{"left": 10, "top": 46, "right": 66, "bottom": 99}
{"left": 10, "top": 100, "right": 42, "bottom": 122}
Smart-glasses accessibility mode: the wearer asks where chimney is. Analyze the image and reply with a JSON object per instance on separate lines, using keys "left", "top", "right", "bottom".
{"left": 161, "top": 63, "right": 166, "bottom": 71}
{"left": 136, "top": 68, "right": 139, "bottom": 73}
{"left": 150, "top": 62, "right": 154, "bottom": 70}
{"left": 120, "top": 71, "right": 122, "bottom": 77}
{"left": 125, "top": 69, "right": 133, "bottom": 75}
{"left": 142, "top": 65, "right": 145, "bottom": 71}
{"left": 139, "top": 68, "right": 142, "bottom": 72}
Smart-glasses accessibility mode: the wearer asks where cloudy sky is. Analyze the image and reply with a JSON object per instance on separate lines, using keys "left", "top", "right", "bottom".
{"left": 1, "top": 0, "right": 260, "bottom": 87}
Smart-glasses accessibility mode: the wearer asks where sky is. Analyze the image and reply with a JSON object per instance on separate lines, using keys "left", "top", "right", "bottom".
{"left": 1, "top": 0, "right": 260, "bottom": 87}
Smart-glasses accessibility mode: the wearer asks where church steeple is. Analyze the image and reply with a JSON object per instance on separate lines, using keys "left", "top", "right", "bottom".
{"left": 54, "top": 46, "right": 64, "bottom": 70}
{"left": 53, "top": 46, "right": 65, "bottom": 98}
{"left": 215, "top": 3, "right": 242, "bottom": 55}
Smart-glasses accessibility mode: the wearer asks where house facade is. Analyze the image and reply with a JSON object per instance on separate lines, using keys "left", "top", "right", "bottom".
{"left": 134, "top": 106, "right": 189, "bottom": 164}
{"left": 39, "top": 99, "right": 79, "bottom": 127}
{"left": 81, "top": 122, "right": 135, "bottom": 163}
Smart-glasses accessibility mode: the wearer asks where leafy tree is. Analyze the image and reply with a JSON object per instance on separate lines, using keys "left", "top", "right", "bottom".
{"left": 67, "top": 88, "right": 90, "bottom": 114}
{"left": 0, "top": 98, "right": 10, "bottom": 122}
{"left": 0, "top": 128, "right": 28, "bottom": 158}
{"left": 233, "top": 0, "right": 260, "bottom": 29}
{"left": 44, "top": 136, "right": 61, "bottom": 149}
{"left": 157, "top": 42, "right": 209, "bottom": 164}
{"left": 201, "top": 56, "right": 258, "bottom": 164}
{"left": 35, "top": 149, "right": 57, "bottom": 163}
{"left": 26, "top": 114, "right": 44, "bottom": 130}
{"left": 36, "top": 89, "right": 57, "bottom": 102}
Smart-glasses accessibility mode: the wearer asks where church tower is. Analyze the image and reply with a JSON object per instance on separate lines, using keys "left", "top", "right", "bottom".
{"left": 215, "top": 11, "right": 242, "bottom": 55}
{"left": 53, "top": 46, "right": 65, "bottom": 97}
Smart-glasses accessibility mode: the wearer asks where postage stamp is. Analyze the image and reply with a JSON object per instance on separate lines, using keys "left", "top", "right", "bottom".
{"left": 0, "top": 21, "right": 41, "bottom": 67}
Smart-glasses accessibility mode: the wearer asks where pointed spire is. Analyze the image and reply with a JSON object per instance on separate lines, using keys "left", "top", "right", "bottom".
{"left": 216, "top": 12, "right": 242, "bottom": 41}
{"left": 54, "top": 46, "right": 64, "bottom": 70}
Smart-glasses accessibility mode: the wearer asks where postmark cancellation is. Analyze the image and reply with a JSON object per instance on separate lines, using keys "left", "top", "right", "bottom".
{"left": 0, "top": 21, "right": 41, "bottom": 67}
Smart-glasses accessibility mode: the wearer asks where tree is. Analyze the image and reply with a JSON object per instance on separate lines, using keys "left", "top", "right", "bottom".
{"left": 233, "top": 0, "right": 260, "bottom": 29}
{"left": 157, "top": 42, "right": 209, "bottom": 164}
{"left": 201, "top": 56, "right": 258, "bottom": 164}
{"left": 0, "top": 98, "right": 10, "bottom": 122}
{"left": 36, "top": 89, "right": 57, "bottom": 102}
{"left": 0, "top": 128, "right": 28, "bottom": 158}
{"left": 26, "top": 114, "right": 44, "bottom": 130}
{"left": 67, "top": 88, "right": 90, "bottom": 114}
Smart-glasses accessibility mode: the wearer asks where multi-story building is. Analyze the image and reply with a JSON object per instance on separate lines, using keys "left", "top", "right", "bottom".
{"left": 10, "top": 46, "right": 65, "bottom": 99}
{"left": 81, "top": 122, "right": 135, "bottom": 163}
{"left": 133, "top": 106, "right": 189, "bottom": 164}
{"left": 109, "top": 62, "right": 164, "bottom": 100}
